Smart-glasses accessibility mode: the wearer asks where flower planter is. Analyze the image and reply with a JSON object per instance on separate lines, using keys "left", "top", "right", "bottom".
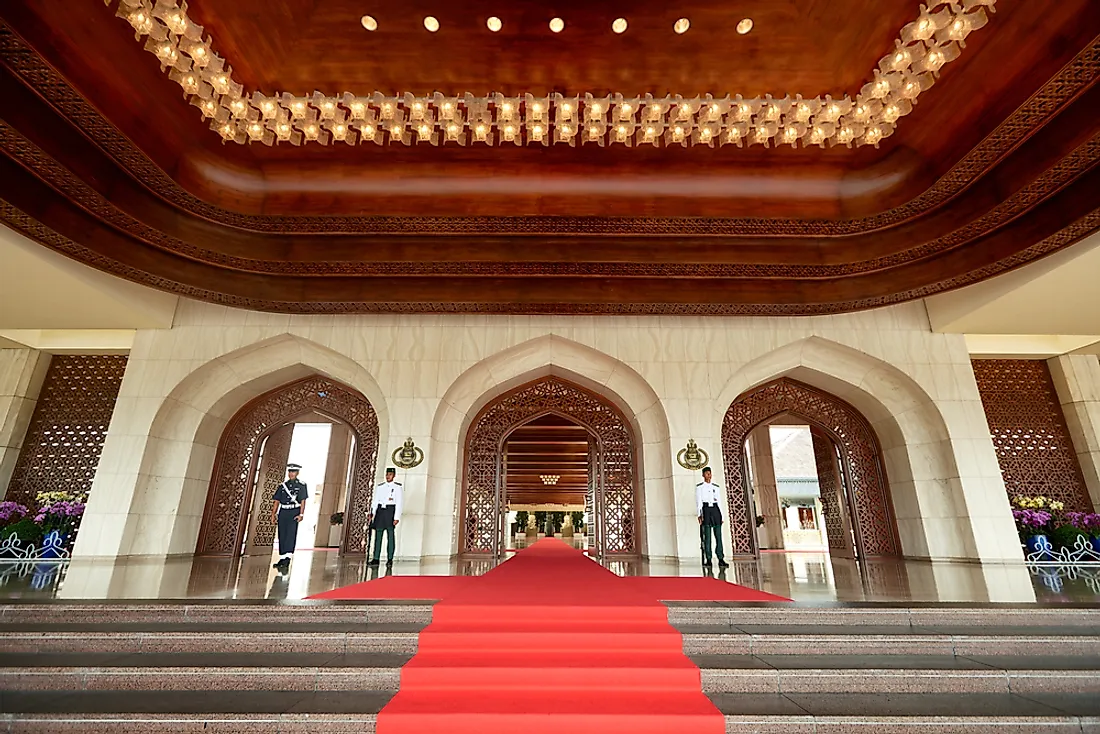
{"left": 1092, "top": 537, "right": 1100, "bottom": 554}
{"left": 1025, "top": 534, "right": 1054, "bottom": 561}
{"left": 38, "top": 530, "right": 68, "bottom": 559}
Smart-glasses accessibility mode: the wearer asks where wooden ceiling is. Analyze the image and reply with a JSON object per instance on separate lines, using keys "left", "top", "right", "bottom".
{"left": 191, "top": 0, "right": 915, "bottom": 99}
{"left": 504, "top": 414, "right": 589, "bottom": 507}
{"left": 0, "top": 1, "right": 1098, "bottom": 314}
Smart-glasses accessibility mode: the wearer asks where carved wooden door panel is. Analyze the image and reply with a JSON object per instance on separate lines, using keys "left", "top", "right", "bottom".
{"left": 811, "top": 429, "right": 856, "bottom": 559}
{"left": 243, "top": 424, "right": 294, "bottom": 555}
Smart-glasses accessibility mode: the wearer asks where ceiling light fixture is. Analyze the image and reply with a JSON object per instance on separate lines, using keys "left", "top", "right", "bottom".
{"left": 539, "top": 474, "right": 561, "bottom": 485}
{"left": 612, "top": 18, "right": 628, "bottom": 34}
{"left": 117, "top": 0, "right": 997, "bottom": 151}
{"left": 487, "top": 16, "right": 502, "bottom": 32}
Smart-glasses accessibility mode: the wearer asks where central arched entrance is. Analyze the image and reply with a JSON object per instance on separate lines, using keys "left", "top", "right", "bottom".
{"left": 722, "top": 378, "right": 901, "bottom": 559}
{"left": 460, "top": 376, "right": 639, "bottom": 558}
{"left": 196, "top": 375, "right": 380, "bottom": 556}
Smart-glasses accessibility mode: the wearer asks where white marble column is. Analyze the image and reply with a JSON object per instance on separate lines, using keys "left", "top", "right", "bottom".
{"left": 748, "top": 426, "right": 784, "bottom": 550}
{"left": 0, "top": 348, "right": 49, "bottom": 498}
{"left": 1048, "top": 354, "right": 1100, "bottom": 510}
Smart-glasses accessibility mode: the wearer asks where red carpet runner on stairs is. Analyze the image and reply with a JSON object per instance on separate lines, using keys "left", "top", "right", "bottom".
{"left": 311, "top": 539, "right": 788, "bottom": 733}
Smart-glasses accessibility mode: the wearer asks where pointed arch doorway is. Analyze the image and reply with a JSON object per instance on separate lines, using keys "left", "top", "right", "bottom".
{"left": 722, "top": 378, "right": 901, "bottom": 559}
{"left": 196, "top": 375, "right": 380, "bottom": 556}
{"left": 460, "top": 376, "right": 639, "bottom": 559}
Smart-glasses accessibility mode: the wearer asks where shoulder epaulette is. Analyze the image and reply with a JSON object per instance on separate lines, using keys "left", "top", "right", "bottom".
{"left": 395, "top": 482, "right": 402, "bottom": 486}
{"left": 696, "top": 482, "right": 704, "bottom": 486}
{"left": 376, "top": 481, "right": 386, "bottom": 487}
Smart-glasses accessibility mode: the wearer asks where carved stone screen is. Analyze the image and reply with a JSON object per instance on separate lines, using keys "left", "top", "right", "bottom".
{"left": 462, "top": 377, "right": 636, "bottom": 556}
{"left": 972, "top": 359, "right": 1090, "bottom": 511}
{"left": 6, "top": 355, "right": 127, "bottom": 505}
{"left": 197, "top": 375, "right": 379, "bottom": 556}
{"left": 721, "top": 378, "right": 900, "bottom": 557}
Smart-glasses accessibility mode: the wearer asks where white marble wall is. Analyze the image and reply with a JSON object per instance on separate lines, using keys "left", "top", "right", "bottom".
{"left": 73, "top": 299, "right": 1024, "bottom": 564}
{"left": 0, "top": 348, "right": 49, "bottom": 498}
{"left": 1048, "top": 354, "right": 1100, "bottom": 510}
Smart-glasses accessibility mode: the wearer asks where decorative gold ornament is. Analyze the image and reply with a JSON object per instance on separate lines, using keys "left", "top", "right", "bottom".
{"left": 391, "top": 437, "right": 424, "bottom": 469}
{"left": 109, "top": 0, "right": 997, "bottom": 150}
{"left": 676, "top": 439, "right": 709, "bottom": 471}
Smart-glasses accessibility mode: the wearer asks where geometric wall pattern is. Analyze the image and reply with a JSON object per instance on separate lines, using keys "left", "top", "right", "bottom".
{"left": 5, "top": 355, "right": 127, "bottom": 505}
{"left": 972, "top": 359, "right": 1091, "bottom": 512}
{"left": 462, "top": 376, "right": 636, "bottom": 556}
{"left": 196, "top": 375, "right": 379, "bottom": 556}
{"left": 722, "top": 378, "right": 900, "bottom": 557}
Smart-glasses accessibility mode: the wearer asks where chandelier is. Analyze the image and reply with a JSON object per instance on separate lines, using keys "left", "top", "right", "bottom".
{"left": 539, "top": 475, "right": 560, "bottom": 485}
{"left": 110, "top": 0, "right": 996, "bottom": 150}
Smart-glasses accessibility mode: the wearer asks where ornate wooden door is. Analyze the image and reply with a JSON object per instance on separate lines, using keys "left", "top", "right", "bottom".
{"left": 242, "top": 424, "right": 294, "bottom": 555}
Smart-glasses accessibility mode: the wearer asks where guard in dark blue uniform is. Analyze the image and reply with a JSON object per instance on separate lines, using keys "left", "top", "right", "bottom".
{"left": 270, "top": 463, "right": 309, "bottom": 571}
{"left": 696, "top": 466, "right": 729, "bottom": 569}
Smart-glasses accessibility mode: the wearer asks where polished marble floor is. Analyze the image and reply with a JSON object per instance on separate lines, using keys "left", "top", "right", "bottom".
{"left": 2, "top": 546, "right": 1098, "bottom": 603}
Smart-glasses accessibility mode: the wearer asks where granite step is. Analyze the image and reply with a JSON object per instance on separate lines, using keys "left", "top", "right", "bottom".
{"left": 1, "top": 692, "right": 1098, "bottom": 733}
{"left": 0, "top": 601, "right": 434, "bottom": 626}
{"left": 666, "top": 602, "right": 1100, "bottom": 628}
{"left": 1, "top": 651, "right": 1097, "bottom": 695}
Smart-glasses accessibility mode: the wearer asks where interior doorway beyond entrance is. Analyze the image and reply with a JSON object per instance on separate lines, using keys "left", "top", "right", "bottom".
{"left": 460, "top": 376, "right": 639, "bottom": 559}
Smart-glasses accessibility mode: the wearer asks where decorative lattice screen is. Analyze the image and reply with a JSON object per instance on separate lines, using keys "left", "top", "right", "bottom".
{"left": 972, "top": 359, "right": 1090, "bottom": 511}
{"left": 5, "top": 355, "right": 127, "bottom": 504}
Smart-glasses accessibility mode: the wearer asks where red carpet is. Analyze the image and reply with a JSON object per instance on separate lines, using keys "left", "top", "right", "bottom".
{"left": 310, "top": 539, "right": 788, "bottom": 733}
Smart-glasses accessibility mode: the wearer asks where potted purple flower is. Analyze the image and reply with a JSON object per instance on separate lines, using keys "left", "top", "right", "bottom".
{"left": 1064, "top": 512, "right": 1100, "bottom": 554}
{"left": 0, "top": 501, "right": 29, "bottom": 527}
{"left": 1012, "top": 508, "right": 1053, "bottom": 559}
{"left": 33, "top": 500, "right": 85, "bottom": 558}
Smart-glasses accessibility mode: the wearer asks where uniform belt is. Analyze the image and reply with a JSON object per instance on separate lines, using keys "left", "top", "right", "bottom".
{"left": 703, "top": 503, "right": 718, "bottom": 507}
{"left": 279, "top": 504, "right": 300, "bottom": 510}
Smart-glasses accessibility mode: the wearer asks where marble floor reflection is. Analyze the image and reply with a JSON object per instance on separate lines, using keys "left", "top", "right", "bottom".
{"left": 1, "top": 549, "right": 1098, "bottom": 603}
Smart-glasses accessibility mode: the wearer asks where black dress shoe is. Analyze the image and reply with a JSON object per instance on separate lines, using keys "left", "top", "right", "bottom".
{"left": 717, "top": 560, "right": 730, "bottom": 569}
{"left": 367, "top": 560, "right": 380, "bottom": 567}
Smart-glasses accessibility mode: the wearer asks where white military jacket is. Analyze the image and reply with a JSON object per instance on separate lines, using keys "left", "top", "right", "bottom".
{"left": 695, "top": 480, "right": 722, "bottom": 517}
{"left": 374, "top": 480, "right": 404, "bottom": 522}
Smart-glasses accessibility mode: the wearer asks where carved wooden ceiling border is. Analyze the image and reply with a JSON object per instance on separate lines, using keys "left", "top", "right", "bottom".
{"left": 2, "top": 115, "right": 1097, "bottom": 280}
{"left": 2, "top": 197, "right": 1096, "bottom": 316}
{"left": 0, "top": 24, "right": 1096, "bottom": 238}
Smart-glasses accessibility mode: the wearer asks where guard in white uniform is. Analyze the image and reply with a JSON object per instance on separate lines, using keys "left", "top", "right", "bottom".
{"left": 696, "top": 466, "right": 729, "bottom": 568}
{"left": 368, "top": 467, "right": 403, "bottom": 567}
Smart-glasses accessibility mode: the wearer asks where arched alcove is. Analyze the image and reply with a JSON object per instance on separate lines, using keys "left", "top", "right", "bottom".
{"left": 425, "top": 335, "right": 674, "bottom": 560}
{"left": 722, "top": 378, "right": 900, "bottom": 557}
{"left": 196, "top": 375, "right": 379, "bottom": 556}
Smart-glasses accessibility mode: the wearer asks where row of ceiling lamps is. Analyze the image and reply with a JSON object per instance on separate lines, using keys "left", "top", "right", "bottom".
{"left": 361, "top": 15, "right": 753, "bottom": 35}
